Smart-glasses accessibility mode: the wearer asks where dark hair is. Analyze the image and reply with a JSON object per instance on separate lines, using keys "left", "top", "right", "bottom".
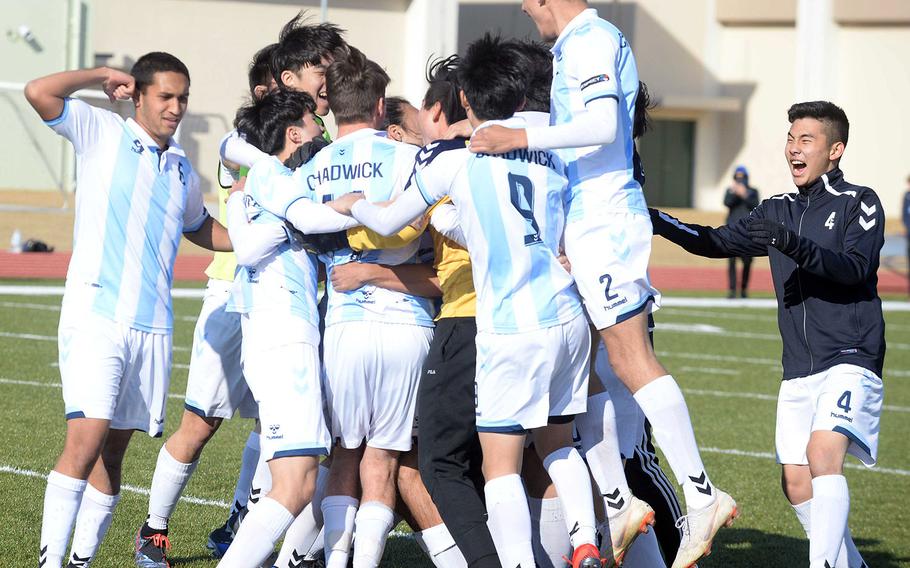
{"left": 131, "top": 52, "right": 190, "bottom": 93}
{"left": 787, "top": 101, "right": 849, "bottom": 146}
{"left": 633, "top": 81, "right": 656, "bottom": 139}
{"left": 508, "top": 39, "right": 552, "bottom": 113}
{"left": 271, "top": 12, "right": 347, "bottom": 86}
{"left": 381, "top": 96, "right": 414, "bottom": 130}
{"left": 249, "top": 43, "right": 278, "bottom": 95}
{"left": 326, "top": 47, "right": 390, "bottom": 125}
{"left": 234, "top": 89, "right": 316, "bottom": 155}
{"left": 422, "top": 55, "right": 466, "bottom": 125}
{"left": 458, "top": 34, "right": 526, "bottom": 121}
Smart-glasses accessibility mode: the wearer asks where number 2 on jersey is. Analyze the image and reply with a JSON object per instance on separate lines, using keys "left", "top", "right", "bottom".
{"left": 508, "top": 173, "right": 543, "bottom": 246}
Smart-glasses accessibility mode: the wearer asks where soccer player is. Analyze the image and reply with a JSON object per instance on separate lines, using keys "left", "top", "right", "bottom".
{"left": 25, "top": 53, "right": 232, "bottom": 568}
{"left": 132, "top": 43, "right": 278, "bottom": 568}
{"left": 217, "top": 88, "right": 352, "bottom": 568}
{"left": 650, "top": 101, "right": 882, "bottom": 568}
{"left": 333, "top": 33, "right": 603, "bottom": 568}
{"left": 382, "top": 96, "right": 423, "bottom": 146}
{"left": 470, "top": 3, "right": 738, "bottom": 566}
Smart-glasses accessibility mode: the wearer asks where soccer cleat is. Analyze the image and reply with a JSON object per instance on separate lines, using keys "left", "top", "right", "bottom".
{"left": 606, "top": 496, "right": 656, "bottom": 565}
{"left": 670, "top": 490, "right": 739, "bottom": 568}
{"left": 570, "top": 543, "right": 606, "bottom": 568}
{"left": 206, "top": 511, "right": 241, "bottom": 559}
{"left": 134, "top": 529, "right": 171, "bottom": 568}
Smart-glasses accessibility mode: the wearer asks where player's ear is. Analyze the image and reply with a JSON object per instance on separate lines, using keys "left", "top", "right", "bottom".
{"left": 430, "top": 101, "right": 443, "bottom": 124}
{"left": 459, "top": 90, "right": 471, "bottom": 113}
{"left": 829, "top": 141, "right": 845, "bottom": 163}
{"left": 376, "top": 96, "right": 386, "bottom": 122}
{"left": 288, "top": 124, "right": 303, "bottom": 146}
{"left": 252, "top": 85, "right": 269, "bottom": 101}
{"left": 388, "top": 124, "right": 403, "bottom": 142}
{"left": 280, "top": 69, "right": 296, "bottom": 89}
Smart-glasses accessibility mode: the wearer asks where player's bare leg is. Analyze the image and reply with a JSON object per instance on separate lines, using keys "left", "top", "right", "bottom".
{"left": 273, "top": 458, "right": 331, "bottom": 567}
{"left": 217, "top": 455, "right": 319, "bottom": 568}
{"left": 352, "top": 446, "right": 400, "bottom": 568}
{"left": 165, "top": 410, "right": 223, "bottom": 462}
{"left": 40, "top": 418, "right": 110, "bottom": 568}
{"left": 479, "top": 431, "right": 535, "bottom": 568}
{"left": 600, "top": 311, "right": 737, "bottom": 568}
{"left": 533, "top": 423, "right": 602, "bottom": 568}
{"left": 399, "top": 449, "right": 467, "bottom": 568}
{"left": 67, "top": 428, "right": 132, "bottom": 566}
{"left": 323, "top": 444, "right": 363, "bottom": 568}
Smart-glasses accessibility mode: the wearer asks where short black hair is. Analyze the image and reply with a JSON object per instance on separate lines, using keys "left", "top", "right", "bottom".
{"left": 458, "top": 34, "right": 526, "bottom": 121}
{"left": 249, "top": 43, "right": 278, "bottom": 95}
{"left": 131, "top": 52, "right": 190, "bottom": 93}
{"left": 422, "top": 55, "right": 466, "bottom": 125}
{"left": 787, "top": 101, "right": 849, "bottom": 146}
{"left": 508, "top": 39, "right": 552, "bottom": 113}
{"left": 633, "top": 81, "right": 655, "bottom": 139}
{"left": 234, "top": 89, "right": 316, "bottom": 156}
{"left": 326, "top": 47, "right": 390, "bottom": 125}
{"left": 381, "top": 96, "right": 413, "bottom": 130}
{"left": 271, "top": 12, "right": 347, "bottom": 86}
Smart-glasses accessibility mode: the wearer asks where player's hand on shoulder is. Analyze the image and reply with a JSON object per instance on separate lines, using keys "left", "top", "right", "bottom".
{"left": 444, "top": 119, "right": 473, "bottom": 140}
{"left": 228, "top": 177, "right": 247, "bottom": 197}
{"left": 557, "top": 249, "right": 572, "bottom": 274}
{"left": 101, "top": 68, "right": 135, "bottom": 103}
{"left": 469, "top": 125, "right": 527, "bottom": 155}
{"left": 330, "top": 262, "right": 374, "bottom": 292}
{"left": 327, "top": 192, "right": 365, "bottom": 215}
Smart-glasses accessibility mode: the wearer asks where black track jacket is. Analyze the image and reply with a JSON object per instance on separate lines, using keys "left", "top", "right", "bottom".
{"left": 650, "top": 167, "right": 885, "bottom": 380}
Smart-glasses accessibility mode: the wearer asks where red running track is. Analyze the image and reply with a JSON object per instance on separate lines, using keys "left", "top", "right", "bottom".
{"left": 0, "top": 251, "right": 907, "bottom": 294}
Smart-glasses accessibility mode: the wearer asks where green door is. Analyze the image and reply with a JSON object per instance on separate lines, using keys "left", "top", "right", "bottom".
{"left": 637, "top": 119, "right": 695, "bottom": 208}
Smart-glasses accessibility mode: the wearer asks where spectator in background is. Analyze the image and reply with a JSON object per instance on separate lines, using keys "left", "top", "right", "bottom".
{"left": 903, "top": 175, "right": 910, "bottom": 295}
{"left": 724, "top": 166, "right": 760, "bottom": 298}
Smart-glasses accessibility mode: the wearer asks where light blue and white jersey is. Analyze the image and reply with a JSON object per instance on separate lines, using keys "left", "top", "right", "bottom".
{"left": 46, "top": 98, "right": 208, "bottom": 334}
{"left": 227, "top": 157, "right": 321, "bottom": 343}
{"left": 414, "top": 116, "right": 583, "bottom": 334}
{"left": 550, "top": 9, "right": 646, "bottom": 220}
{"left": 296, "top": 128, "right": 436, "bottom": 328}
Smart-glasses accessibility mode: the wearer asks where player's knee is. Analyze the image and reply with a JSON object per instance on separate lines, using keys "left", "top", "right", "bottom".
{"left": 780, "top": 469, "right": 811, "bottom": 504}
{"left": 179, "top": 411, "right": 222, "bottom": 443}
{"left": 360, "top": 452, "right": 397, "bottom": 488}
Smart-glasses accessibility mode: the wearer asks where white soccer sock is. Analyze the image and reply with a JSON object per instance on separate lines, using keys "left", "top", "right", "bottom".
{"left": 793, "top": 499, "right": 865, "bottom": 568}
{"left": 484, "top": 474, "right": 536, "bottom": 568}
{"left": 217, "top": 497, "right": 294, "bottom": 568}
{"left": 810, "top": 475, "right": 849, "bottom": 567}
{"left": 274, "top": 463, "right": 330, "bottom": 566}
{"left": 146, "top": 445, "right": 198, "bottom": 530}
{"left": 40, "top": 471, "right": 87, "bottom": 568}
{"left": 322, "top": 495, "right": 359, "bottom": 568}
{"left": 352, "top": 501, "right": 395, "bottom": 568}
{"left": 416, "top": 522, "right": 468, "bottom": 568}
{"left": 69, "top": 484, "right": 120, "bottom": 565}
{"left": 245, "top": 444, "right": 273, "bottom": 516}
{"left": 529, "top": 497, "right": 571, "bottom": 568}
{"left": 622, "top": 527, "right": 666, "bottom": 567}
{"left": 576, "top": 391, "right": 632, "bottom": 518}
{"left": 542, "top": 447, "right": 598, "bottom": 549}
{"left": 633, "top": 376, "right": 715, "bottom": 510}
{"left": 230, "top": 430, "right": 261, "bottom": 514}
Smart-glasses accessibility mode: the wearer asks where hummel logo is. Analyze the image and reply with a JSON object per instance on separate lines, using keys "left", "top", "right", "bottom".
{"left": 289, "top": 550, "right": 306, "bottom": 567}
{"left": 249, "top": 487, "right": 262, "bottom": 504}
{"left": 860, "top": 202, "right": 877, "bottom": 216}
{"left": 859, "top": 217, "right": 876, "bottom": 231}
{"left": 131, "top": 139, "right": 143, "bottom": 154}
{"left": 604, "top": 488, "right": 626, "bottom": 510}
{"left": 824, "top": 561, "right": 833, "bottom": 568}
{"left": 859, "top": 201, "right": 877, "bottom": 231}
{"left": 688, "top": 471, "right": 713, "bottom": 496}
{"left": 568, "top": 521, "right": 581, "bottom": 537}
{"left": 69, "top": 552, "right": 91, "bottom": 567}
{"left": 339, "top": 149, "right": 346, "bottom": 155}
{"left": 39, "top": 545, "right": 48, "bottom": 567}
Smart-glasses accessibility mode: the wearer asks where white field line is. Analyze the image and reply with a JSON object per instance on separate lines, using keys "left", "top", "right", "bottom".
{"left": 660, "top": 308, "right": 778, "bottom": 322}
{"left": 0, "top": 286, "right": 207, "bottom": 299}
{"left": 678, "top": 366, "right": 741, "bottom": 376}
{"left": 0, "top": 300, "right": 198, "bottom": 324}
{"left": 701, "top": 447, "right": 910, "bottom": 477}
{"left": 0, "top": 377, "right": 188, "bottom": 401}
{"left": 0, "top": 331, "right": 189, "bottom": 352}
{"left": 0, "top": 464, "right": 230, "bottom": 508}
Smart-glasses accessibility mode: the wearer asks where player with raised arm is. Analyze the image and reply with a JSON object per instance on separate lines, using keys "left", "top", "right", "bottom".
{"left": 25, "top": 53, "right": 232, "bottom": 568}
{"left": 334, "top": 34, "right": 603, "bottom": 568}
{"left": 650, "top": 101, "right": 882, "bottom": 568}
{"left": 131, "top": 44, "right": 279, "bottom": 568}
{"left": 215, "top": 89, "right": 353, "bottom": 568}
{"left": 468, "top": 3, "right": 738, "bottom": 566}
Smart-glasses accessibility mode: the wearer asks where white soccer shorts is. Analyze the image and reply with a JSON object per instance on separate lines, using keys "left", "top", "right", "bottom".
{"left": 59, "top": 309, "right": 172, "bottom": 437}
{"left": 776, "top": 363, "right": 883, "bottom": 467}
{"left": 594, "top": 340, "right": 645, "bottom": 459}
{"left": 240, "top": 314, "right": 330, "bottom": 461}
{"left": 323, "top": 321, "right": 433, "bottom": 452}
{"left": 564, "top": 210, "right": 661, "bottom": 330}
{"left": 475, "top": 312, "right": 591, "bottom": 432}
{"left": 184, "top": 279, "right": 257, "bottom": 420}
